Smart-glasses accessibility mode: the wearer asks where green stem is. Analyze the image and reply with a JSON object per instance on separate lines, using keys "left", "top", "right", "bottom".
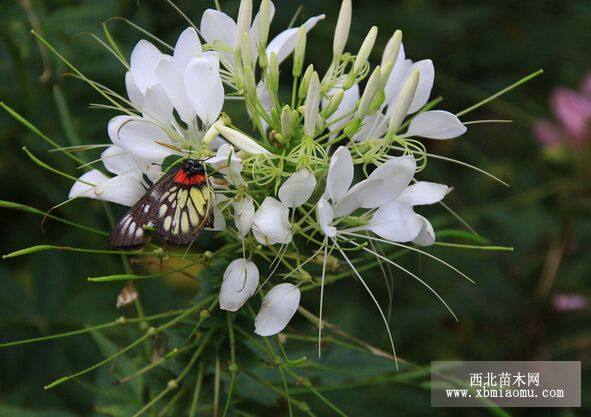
{"left": 456, "top": 69, "right": 543, "bottom": 117}
{"left": 0, "top": 309, "right": 184, "bottom": 348}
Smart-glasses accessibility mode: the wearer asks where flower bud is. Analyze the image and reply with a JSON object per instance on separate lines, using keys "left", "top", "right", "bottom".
{"left": 368, "top": 90, "right": 386, "bottom": 115}
{"left": 342, "top": 70, "right": 357, "bottom": 90}
{"left": 280, "top": 105, "right": 297, "bottom": 138}
{"left": 333, "top": 0, "right": 352, "bottom": 61}
{"left": 343, "top": 118, "right": 362, "bottom": 137}
{"left": 387, "top": 69, "right": 420, "bottom": 135}
{"left": 240, "top": 32, "right": 253, "bottom": 70}
{"left": 203, "top": 119, "right": 225, "bottom": 144}
{"left": 304, "top": 72, "right": 321, "bottom": 137}
{"left": 243, "top": 65, "right": 257, "bottom": 97}
{"left": 257, "top": 0, "right": 272, "bottom": 47}
{"left": 322, "top": 89, "right": 345, "bottom": 119}
{"left": 298, "top": 64, "right": 315, "bottom": 99}
{"left": 217, "top": 125, "right": 271, "bottom": 155}
{"left": 236, "top": 0, "right": 253, "bottom": 46}
{"left": 381, "top": 30, "right": 402, "bottom": 71}
{"left": 293, "top": 27, "right": 307, "bottom": 77}
{"left": 356, "top": 66, "right": 381, "bottom": 119}
{"left": 353, "top": 26, "right": 378, "bottom": 73}
{"left": 267, "top": 52, "right": 280, "bottom": 93}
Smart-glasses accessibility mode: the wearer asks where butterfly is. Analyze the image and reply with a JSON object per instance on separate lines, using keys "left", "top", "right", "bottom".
{"left": 109, "top": 158, "right": 214, "bottom": 249}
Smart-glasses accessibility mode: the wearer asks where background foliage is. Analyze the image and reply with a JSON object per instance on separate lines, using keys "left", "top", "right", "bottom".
{"left": 1, "top": 0, "right": 589, "bottom": 416}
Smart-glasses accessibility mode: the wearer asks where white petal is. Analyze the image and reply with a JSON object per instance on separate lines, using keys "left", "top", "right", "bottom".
{"left": 412, "top": 215, "right": 436, "bottom": 246}
{"left": 265, "top": 15, "right": 325, "bottom": 64}
{"left": 108, "top": 115, "right": 134, "bottom": 145}
{"left": 210, "top": 194, "right": 228, "bottom": 231}
{"left": 200, "top": 9, "right": 237, "bottom": 47}
{"left": 405, "top": 110, "right": 467, "bottom": 140}
{"left": 94, "top": 174, "right": 146, "bottom": 206}
{"left": 219, "top": 259, "right": 259, "bottom": 311}
{"left": 361, "top": 155, "right": 416, "bottom": 207}
{"left": 317, "top": 198, "right": 337, "bottom": 237}
{"left": 156, "top": 57, "right": 195, "bottom": 124}
{"left": 325, "top": 146, "right": 353, "bottom": 202}
{"left": 278, "top": 169, "right": 316, "bottom": 208}
{"left": 207, "top": 143, "right": 243, "bottom": 175}
{"left": 331, "top": 178, "right": 382, "bottom": 218}
{"left": 325, "top": 84, "right": 359, "bottom": 133}
{"left": 252, "top": 197, "right": 292, "bottom": 245}
{"left": 173, "top": 27, "right": 202, "bottom": 70}
{"left": 200, "top": 9, "right": 237, "bottom": 65}
{"left": 129, "top": 40, "right": 163, "bottom": 93}
{"left": 69, "top": 169, "right": 109, "bottom": 199}
{"left": 185, "top": 53, "right": 224, "bottom": 127}
{"left": 142, "top": 83, "right": 174, "bottom": 125}
{"left": 125, "top": 72, "right": 144, "bottom": 110}
{"left": 217, "top": 125, "right": 270, "bottom": 155}
{"left": 233, "top": 195, "right": 255, "bottom": 237}
{"left": 250, "top": 0, "right": 276, "bottom": 45}
{"left": 397, "top": 181, "right": 450, "bottom": 206}
{"left": 101, "top": 145, "right": 144, "bottom": 178}
{"left": 255, "top": 283, "right": 301, "bottom": 336}
{"left": 352, "top": 112, "right": 388, "bottom": 141}
{"left": 116, "top": 119, "right": 175, "bottom": 161}
{"left": 368, "top": 200, "right": 423, "bottom": 242}
{"left": 332, "top": 155, "right": 416, "bottom": 216}
{"left": 408, "top": 59, "right": 434, "bottom": 114}
{"left": 383, "top": 45, "right": 409, "bottom": 105}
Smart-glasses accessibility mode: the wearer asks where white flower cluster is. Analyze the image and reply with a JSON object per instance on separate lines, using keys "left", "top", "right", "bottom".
{"left": 69, "top": 0, "right": 467, "bottom": 337}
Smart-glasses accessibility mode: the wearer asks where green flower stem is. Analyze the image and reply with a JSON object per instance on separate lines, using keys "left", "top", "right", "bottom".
{"left": 243, "top": 369, "right": 316, "bottom": 417}
{"left": 0, "top": 102, "right": 84, "bottom": 164}
{"left": 299, "top": 248, "right": 409, "bottom": 292}
{"left": 44, "top": 300, "right": 207, "bottom": 389}
{"left": 188, "top": 361, "right": 205, "bottom": 417}
{"left": 0, "top": 200, "right": 108, "bottom": 236}
{"left": 213, "top": 351, "right": 221, "bottom": 417}
{"left": 222, "top": 313, "right": 237, "bottom": 417}
{"left": 456, "top": 69, "right": 543, "bottom": 117}
{"left": 22, "top": 147, "right": 88, "bottom": 184}
{"left": 3, "top": 245, "right": 146, "bottom": 259}
{"left": 88, "top": 259, "right": 203, "bottom": 282}
{"left": 102, "top": 22, "right": 128, "bottom": 67}
{"left": 131, "top": 383, "right": 175, "bottom": 417}
{"left": 108, "top": 17, "right": 174, "bottom": 51}
{"left": 433, "top": 242, "right": 514, "bottom": 251}
{"left": 31, "top": 30, "right": 135, "bottom": 116}
{"left": 157, "top": 389, "right": 184, "bottom": 417}
{"left": 131, "top": 328, "right": 214, "bottom": 417}
{"left": 115, "top": 341, "right": 198, "bottom": 385}
{"left": 0, "top": 309, "right": 184, "bottom": 348}
{"left": 180, "top": 297, "right": 218, "bottom": 348}
{"left": 283, "top": 367, "right": 350, "bottom": 417}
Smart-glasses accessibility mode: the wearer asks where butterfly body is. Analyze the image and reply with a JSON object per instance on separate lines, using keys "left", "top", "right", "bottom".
{"left": 109, "top": 159, "right": 213, "bottom": 249}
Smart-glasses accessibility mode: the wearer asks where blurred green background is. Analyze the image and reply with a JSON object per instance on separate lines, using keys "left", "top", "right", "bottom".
{"left": 0, "top": 0, "right": 589, "bottom": 416}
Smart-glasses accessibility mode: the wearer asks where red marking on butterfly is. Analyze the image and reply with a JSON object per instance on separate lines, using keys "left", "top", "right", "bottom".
{"left": 109, "top": 158, "right": 213, "bottom": 248}
{"left": 174, "top": 170, "right": 206, "bottom": 185}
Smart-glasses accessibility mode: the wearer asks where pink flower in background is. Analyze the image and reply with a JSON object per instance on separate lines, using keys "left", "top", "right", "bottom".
{"left": 533, "top": 74, "right": 591, "bottom": 149}
{"left": 552, "top": 293, "right": 588, "bottom": 312}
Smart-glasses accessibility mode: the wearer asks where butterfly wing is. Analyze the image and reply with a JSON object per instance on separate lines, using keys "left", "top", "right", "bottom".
{"left": 109, "top": 172, "right": 177, "bottom": 249}
{"left": 109, "top": 166, "right": 214, "bottom": 248}
{"left": 153, "top": 178, "right": 214, "bottom": 245}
